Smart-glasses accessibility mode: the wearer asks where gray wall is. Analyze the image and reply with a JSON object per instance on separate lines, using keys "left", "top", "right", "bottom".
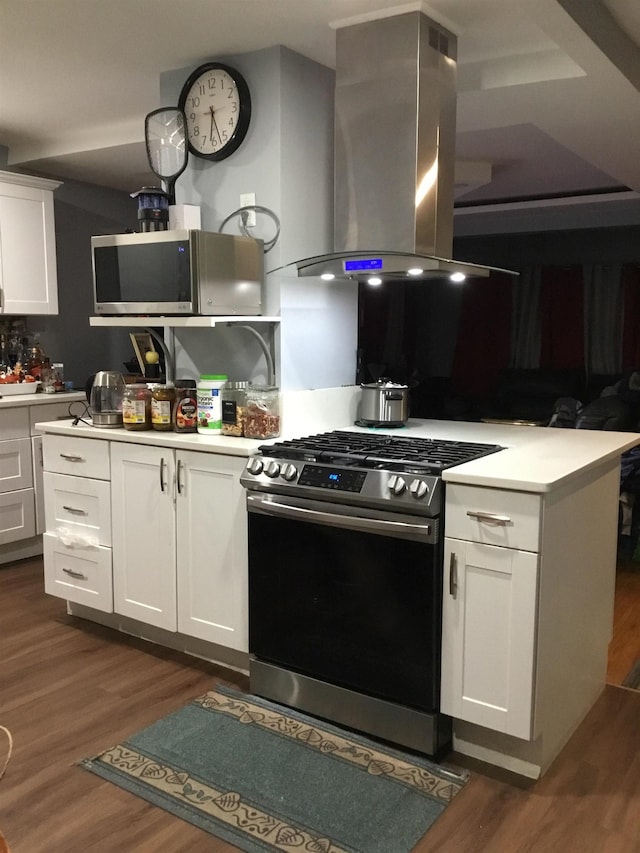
{"left": 29, "top": 179, "right": 138, "bottom": 390}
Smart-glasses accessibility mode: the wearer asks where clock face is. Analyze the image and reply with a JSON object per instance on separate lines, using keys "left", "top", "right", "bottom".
{"left": 178, "top": 63, "right": 251, "bottom": 160}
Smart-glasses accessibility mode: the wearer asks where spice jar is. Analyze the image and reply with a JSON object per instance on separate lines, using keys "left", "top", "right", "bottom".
{"left": 221, "top": 380, "right": 248, "bottom": 437}
{"left": 173, "top": 379, "right": 198, "bottom": 433}
{"left": 244, "top": 385, "right": 281, "bottom": 439}
{"left": 122, "top": 383, "right": 152, "bottom": 430}
{"left": 150, "top": 383, "right": 176, "bottom": 431}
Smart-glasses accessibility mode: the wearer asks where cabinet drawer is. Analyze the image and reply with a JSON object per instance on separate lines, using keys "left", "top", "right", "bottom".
{"left": 30, "top": 402, "right": 76, "bottom": 435}
{"left": 43, "top": 435, "right": 110, "bottom": 480}
{"left": 0, "top": 487, "right": 35, "bottom": 544}
{"left": 0, "top": 407, "right": 29, "bottom": 440}
{"left": 43, "top": 532, "right": 113, "bottom": 612}
{"left": 0, "top": 437, "right": 33, "bottom": 492}
{"left": 445, "top": 484, "right": 541, "bottom": 552}
{"left": 44, "top": 472, "right": 111, "bottom": 546}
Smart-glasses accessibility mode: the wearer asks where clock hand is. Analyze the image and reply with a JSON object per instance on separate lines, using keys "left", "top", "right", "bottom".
{"left": 209, "top": 106, "right": 215, "bottom": 142}
{"left": 211, "top": 109, "right": 223, "bottom": 145}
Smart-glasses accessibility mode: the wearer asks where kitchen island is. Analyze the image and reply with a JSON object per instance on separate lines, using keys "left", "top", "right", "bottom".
{"left": 35, "top": 413, "right": 640, "bottom": 779}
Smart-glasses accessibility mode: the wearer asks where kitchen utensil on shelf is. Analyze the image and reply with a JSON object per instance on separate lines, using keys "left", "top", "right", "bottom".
{"left": 144, "top": 106, "right": 188, "bottom": 205}
{"left": 357, "top": 378, "right": 410, "bottom": 427}
{"left": 90, "top": 371, "right": 126, "bottom": 427}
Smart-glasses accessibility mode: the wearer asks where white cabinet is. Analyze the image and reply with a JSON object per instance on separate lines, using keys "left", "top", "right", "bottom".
{"left": 0, "top": 408, "right": 35, "bottom": 544}
{"left": 110, "top": 443, "right": 177, "bottom": 631}
{"left": 175, "top": 450, "right": 248, "bottom": 650}
{"left": 42, "top": 434, "right": 112, "bottom": 612}
{"left": 30, "top": 399, "right": 77, "bottom": 534}
{"left": 442, "top": 484, "right": 541, "bottom": 740}
{"left": 0, "top": 171, "right": 61, "bottom": 315}
{"left": 110, "top": 443, "right": 248, "bottom": 650}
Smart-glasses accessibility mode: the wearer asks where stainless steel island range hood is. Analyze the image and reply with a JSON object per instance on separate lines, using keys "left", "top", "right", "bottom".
{"left": 295, "top": 10, "right": 515, "bottom": 284}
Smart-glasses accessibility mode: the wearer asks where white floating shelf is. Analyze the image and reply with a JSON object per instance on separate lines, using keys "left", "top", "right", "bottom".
{"left": 89, "top": 316, "right": 281, "bottom": 328}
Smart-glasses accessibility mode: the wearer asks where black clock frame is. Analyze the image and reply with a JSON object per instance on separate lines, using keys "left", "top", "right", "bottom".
{"left": 178, "top": 62, "right": 252, "bottom": 161}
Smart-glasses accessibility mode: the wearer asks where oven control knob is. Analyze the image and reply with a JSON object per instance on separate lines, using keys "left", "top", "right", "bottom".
{"left": 281, "top": 463, "right": 298, "bottom": 482}
{"left": 410, "top": 479, "right": 429, "bottom": 500}
{"left": 246, "top": 457, "right": 264, "bottom": 476}
{"left": 264, "top": 460, "right": 281, "bottom": 478}
{"left": 387, "top": 474, "right": 406, "bottom": 495}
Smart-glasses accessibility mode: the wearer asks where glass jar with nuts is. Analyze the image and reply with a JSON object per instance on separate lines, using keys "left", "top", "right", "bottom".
{"left": 244, "top": 384, "right": 281, "bottom": 439}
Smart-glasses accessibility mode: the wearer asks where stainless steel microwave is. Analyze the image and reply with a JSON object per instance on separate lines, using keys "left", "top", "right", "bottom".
{"left": 91, "top": 229, "right": 264, "bottom": 316}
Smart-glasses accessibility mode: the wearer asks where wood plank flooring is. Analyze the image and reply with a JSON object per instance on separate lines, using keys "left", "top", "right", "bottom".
{"left": 1, "top": 557, "right": 639, "bottom": 853}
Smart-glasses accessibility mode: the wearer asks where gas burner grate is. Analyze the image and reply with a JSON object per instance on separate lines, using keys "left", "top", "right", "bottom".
{"left": 260, "top": 431, "right": 504, "bottom": 471}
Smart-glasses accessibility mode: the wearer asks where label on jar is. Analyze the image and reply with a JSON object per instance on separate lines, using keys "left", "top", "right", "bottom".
{"left": 174, "top": 395, "right": 198, "bottom": 432}
{"left": 123, "top": 398, "right": 148, "bottom": 424}
{"left": 197, "top": 388, "right": 222, "bottom": 433}
{"left": 151, "top": 397, "right": 172, "bottom": 426}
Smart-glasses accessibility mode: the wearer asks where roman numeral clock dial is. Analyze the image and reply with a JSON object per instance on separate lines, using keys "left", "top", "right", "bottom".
{"left": 178, "top": 62, "right": 251, "bottom": 160}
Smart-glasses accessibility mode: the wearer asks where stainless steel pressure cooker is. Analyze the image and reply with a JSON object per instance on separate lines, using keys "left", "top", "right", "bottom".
{"left": 358, "top": 378, "right": 410, "bottom": 426}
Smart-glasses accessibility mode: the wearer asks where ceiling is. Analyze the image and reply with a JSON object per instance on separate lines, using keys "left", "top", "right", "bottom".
{"left": 1, "top": 0, "right": 640, "bottom": 213}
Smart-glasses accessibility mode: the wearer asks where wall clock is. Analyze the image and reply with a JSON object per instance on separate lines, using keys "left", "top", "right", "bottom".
{"left": 178, "top": 62, "right": 251, "bottom": 161}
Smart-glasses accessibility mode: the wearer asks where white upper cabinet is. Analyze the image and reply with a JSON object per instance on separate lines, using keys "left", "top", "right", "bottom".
{"left": 0, "top": 171, "right": 61, "bottom": 315}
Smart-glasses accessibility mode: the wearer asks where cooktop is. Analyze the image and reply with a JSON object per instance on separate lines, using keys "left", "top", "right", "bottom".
{"left": 258, "top": 430, "right": 504, "bottom": 473}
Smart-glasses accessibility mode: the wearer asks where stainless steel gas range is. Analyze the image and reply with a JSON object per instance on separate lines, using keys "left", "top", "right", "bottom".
{"left": 240, "top": 430, "right": 504, "bottom": 759}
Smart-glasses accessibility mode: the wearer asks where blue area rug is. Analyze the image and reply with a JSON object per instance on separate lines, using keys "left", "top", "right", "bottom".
{"left": 80, "top": 684, "right": 468, "bottom": 852}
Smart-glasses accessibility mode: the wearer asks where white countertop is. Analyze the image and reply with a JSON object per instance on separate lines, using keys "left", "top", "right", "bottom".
{"left": 0, "top": 390, "right": 86, "bottom": 409}
{"left": 35, "top": 415, "right": 640, "bottom": 492}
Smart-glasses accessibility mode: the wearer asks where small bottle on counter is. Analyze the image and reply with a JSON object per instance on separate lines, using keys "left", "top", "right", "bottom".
{"left": 151, "top": 383, "right": 176, "bottom": 431}
{"left": 244, "top": 385, "right": 281, "bottom": 439}
{"left": 173, "top": 379, "right": 198, "bottom": 433}
{"left": 122, "top": 383, "right": 152, "bottom": 430}
{"left": 221, "top": 380, "right": 249, "bottom": 436}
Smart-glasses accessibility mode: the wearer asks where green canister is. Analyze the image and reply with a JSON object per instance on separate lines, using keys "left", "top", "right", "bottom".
{"left": 197, "top": 374, "right": 228, "bottom": 435}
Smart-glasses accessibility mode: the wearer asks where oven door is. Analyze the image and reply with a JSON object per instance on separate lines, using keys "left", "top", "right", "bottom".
{"left": 247, "top": 491, "right": 443, "bottom": 712}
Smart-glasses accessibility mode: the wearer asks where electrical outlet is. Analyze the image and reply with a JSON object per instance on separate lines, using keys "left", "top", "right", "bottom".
{"left": 240, "top": 193, "right": 256, "bottom": 226}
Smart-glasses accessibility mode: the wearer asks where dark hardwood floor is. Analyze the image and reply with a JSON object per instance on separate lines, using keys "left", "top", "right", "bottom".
{"left": 1, "top": 556, "right": 639, "bottom": 852}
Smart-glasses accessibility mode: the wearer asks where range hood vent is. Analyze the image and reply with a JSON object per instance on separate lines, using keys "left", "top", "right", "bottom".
{"left": 295, "top": 10, "right": 516, "bottom": 283}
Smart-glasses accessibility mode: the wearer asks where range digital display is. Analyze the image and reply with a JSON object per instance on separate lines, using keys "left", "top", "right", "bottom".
{"left": 343, "top": 258, "right": 383, "bottom": 272}
{"left": 298, "top": 465, "right": 367, "bottom": 492}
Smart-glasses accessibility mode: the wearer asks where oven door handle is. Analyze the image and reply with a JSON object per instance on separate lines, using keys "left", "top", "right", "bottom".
{"left": 246, "top": 493, "right": 432, "bottom": 540}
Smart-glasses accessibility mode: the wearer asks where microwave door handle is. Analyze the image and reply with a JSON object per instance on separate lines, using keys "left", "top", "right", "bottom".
{"left": 246, "top": 493, "right": 432, "bottom": 541}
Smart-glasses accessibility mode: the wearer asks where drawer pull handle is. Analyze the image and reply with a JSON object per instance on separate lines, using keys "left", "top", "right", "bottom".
{"left": 159, "top": 457, "right": 166, "bottom": 492}
{"left": 62, "top": 505, "right": 87, "bottom": 515}
{"left": 466, "top": 510, "right": 511, "bottom": 524}
{"left": 177, "top": 459, "right": 184, "bottom": 495}
{"left": 449, "top": 551, "right": 457, "bottom": 598}
{"left": 60, "top": 453, "right": 84, "bottom": 462}
{"left": 62, "top": 567, "right": 87, "bottom": 580}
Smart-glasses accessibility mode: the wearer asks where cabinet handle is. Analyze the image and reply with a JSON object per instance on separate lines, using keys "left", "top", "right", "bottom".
{"left": 159, "top": 457, "right": 166, "bottom": 492}
{"left": 449, "top": 551, "right": 457, "bottom": 598}
{"left": 60, "top": 453, "right": 84, "bottom": 462}
{"left": 62, "top": 505, "right": 87, "bottom": 515}
{"left": 176, "top": 459, "right": 184, "bottom": 494}
{"left": 62, "top": 567, "right": 87, "bottom": 580}
{"left": 466, "top": 510, "right": 511, "bottom": 524}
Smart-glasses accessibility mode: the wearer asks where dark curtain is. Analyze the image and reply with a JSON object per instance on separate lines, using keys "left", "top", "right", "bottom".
{"left": 539, "top": 266, "right": 584, "bottom": 368}
{"left": 450, "top": 273, "right": 512, "bottom": 399}
{"left": 622, "top": 265, "right": 640, "bottom": 371}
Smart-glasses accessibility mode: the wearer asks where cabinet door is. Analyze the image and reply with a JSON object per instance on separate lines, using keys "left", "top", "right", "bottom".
{"left": 0, "top": 437, "right": 33, "bottom": 493}
{"left": 111, "top": 443, "right": 177, "bottom": 631}
{"left": 176, "top": 450, "right": 248, "bottom": 650}
{"left": 441, "top": 537, "right": 538, "bottom": 740}
{"left": 0, "top": 181, "right": 58, "bottom": 314}
{"left": 0, "top": 488, "right": 36, "bottom": 544}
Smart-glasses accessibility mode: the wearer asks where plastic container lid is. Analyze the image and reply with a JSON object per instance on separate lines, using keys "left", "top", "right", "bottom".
{"left": 200, "top": 374, "right": 228, "bottom": 381}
